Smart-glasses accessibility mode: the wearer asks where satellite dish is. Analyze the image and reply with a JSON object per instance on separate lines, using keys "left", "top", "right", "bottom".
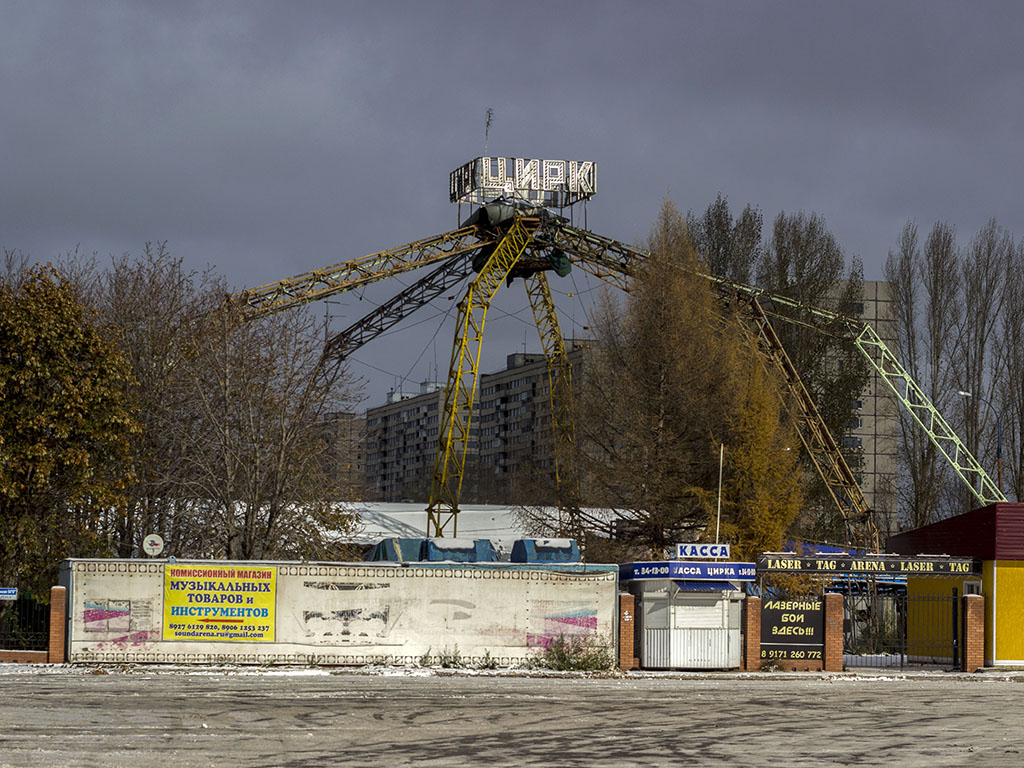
{"left": 143, "top": 534, "right": 165, "bottom": 557}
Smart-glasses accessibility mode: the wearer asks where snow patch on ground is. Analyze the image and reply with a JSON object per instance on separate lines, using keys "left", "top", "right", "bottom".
{"left": 3, "top": 661, "right": 1024, "bottom": 683}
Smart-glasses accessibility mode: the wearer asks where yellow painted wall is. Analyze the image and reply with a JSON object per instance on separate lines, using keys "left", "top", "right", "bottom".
{"left": 984, "top": 560, "right": 994, "bottom": 662}
{"left": 906, "top": 577, "right": 961, "bottom": 658}
{"left": 993, "top": 561, "right": 1024, "bottom": 664}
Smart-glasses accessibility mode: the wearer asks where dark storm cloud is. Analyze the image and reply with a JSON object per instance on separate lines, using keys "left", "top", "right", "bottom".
{"left": 3, "top": 0, "right": 1023, "bottom": 402}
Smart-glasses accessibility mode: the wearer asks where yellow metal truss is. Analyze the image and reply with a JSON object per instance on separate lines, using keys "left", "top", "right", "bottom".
{"left": 426, "top": 216, "right": 536, "bottom": 537}
{"left": 230, "top": 226, "right": 491, "bottom": 317}
{"left": 523, "top": 272, "right": 582, "bottom": 539}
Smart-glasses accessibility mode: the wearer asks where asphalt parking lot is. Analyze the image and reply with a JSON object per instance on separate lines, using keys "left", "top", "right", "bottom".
{"left": 1, "top": 665, "right": 1022, "bottom": 767}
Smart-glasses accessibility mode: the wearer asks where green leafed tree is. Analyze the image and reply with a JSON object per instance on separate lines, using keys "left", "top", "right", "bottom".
{"left": 686, "top": 193, "right": 763, "bottom": 284}
{"left": 756, "top": 211, "right": 870, "bottom": 541}
{"left": 577, "top": 201, "right": 803, "bottom": 559}
{"left": 0, "top": 265, "right": 138, "bottom": 597}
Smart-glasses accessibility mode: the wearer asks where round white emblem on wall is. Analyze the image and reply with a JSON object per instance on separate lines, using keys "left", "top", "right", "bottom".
{"left": 143, "top": 534, "right": 165, "bottom": 557}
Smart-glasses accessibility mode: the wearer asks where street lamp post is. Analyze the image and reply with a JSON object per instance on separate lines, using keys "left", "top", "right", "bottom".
{"left": 958, "top": 390, "right": 1010, "bottom": 492}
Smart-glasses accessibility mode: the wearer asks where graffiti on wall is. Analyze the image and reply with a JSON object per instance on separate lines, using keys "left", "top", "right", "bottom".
{"left": 527, "top": 600, "right": 599, "bottom": 648}
{"left": 82, "top": 598, "right": 159, "bottom": 648}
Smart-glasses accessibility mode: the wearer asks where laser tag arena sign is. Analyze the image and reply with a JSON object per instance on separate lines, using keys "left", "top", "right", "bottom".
{"left": 163, "top": 565, "right": 277, "bottom": 642}
{"left": 756, "top": 554, "right": 979, "bottom": 575}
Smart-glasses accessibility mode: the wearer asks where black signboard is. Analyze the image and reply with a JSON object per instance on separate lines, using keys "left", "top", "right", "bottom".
{"left": 760, "top": 597, "right": 824, "bottom": 662}
{"left": 756, "top": 555, "right": 979, "bottom": 575}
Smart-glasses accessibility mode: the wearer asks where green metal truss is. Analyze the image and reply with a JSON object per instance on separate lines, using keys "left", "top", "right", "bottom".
{"left": 550, "top": 223, "right": 1005, "bottom": 522}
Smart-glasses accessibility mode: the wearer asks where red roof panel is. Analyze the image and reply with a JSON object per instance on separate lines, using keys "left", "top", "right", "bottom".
{"left": 886, "top": 503, "right": 1024, "bottom": 560}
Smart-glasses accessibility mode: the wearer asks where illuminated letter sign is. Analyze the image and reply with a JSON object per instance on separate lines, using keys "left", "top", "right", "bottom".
{"left": 449, "top": 157, "right": 597, "bottom": 207}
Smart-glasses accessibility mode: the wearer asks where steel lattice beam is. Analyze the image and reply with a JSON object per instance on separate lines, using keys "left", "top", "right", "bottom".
{"left": 231, "top": 226, "right": 493, "bottom": 317}
{"left": 323, "top": 255, "right": 475, "bottom": 362}
{"left": 523, "top": 272, "right": 582, "bottom": 539}
{"left": 853, "top": 323, "right": 1005, "bottom": 505}
{"left": 427, "top": 217, "right": 537, "bottom": 537}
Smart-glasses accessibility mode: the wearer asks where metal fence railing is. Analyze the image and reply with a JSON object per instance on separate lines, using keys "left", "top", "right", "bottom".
{"left": 842, "top": 591, "right": 959, "bottom": 669}
{"left": 0, "top": 596, "right": 49, "bottom": 651}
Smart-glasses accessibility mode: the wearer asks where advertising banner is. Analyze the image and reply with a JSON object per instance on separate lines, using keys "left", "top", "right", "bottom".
{"left": 162, "top": 564, "right": 277, "bottom": 642}
{"left": 760, "top": 597, "right": 824, "bottom": 662}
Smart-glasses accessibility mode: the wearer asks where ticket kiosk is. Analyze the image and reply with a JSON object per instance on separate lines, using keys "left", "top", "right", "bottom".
{"left": 619, "top": 561, "right": 754, "bottom": 669}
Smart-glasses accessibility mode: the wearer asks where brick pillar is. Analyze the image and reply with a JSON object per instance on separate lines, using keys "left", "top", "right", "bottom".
{"left": 48, "top": 585, "right": 67, "bottom": 664}
{"left": 961, "top": 594, "right": 984, "bottom": 673}
{"left": 618, "top": 593, "right": 639, "bottom": 671}
{"left": 743, "top": 596, "right": 761, "bottom": 670}
{"left": 823, "top": 592, "right": 844, "bottom": 672}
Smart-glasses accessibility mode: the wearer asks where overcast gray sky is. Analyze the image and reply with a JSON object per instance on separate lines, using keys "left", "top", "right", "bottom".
{"left": 4, "top": 1, "right": 1023, "bottom": 406}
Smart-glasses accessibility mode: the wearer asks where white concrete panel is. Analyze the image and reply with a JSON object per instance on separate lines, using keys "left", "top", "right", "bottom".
{"left": 65, "top": 560, "right": 617, "bottom": 666}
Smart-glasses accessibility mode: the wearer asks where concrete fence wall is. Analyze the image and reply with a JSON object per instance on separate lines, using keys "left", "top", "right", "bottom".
{"left": 61, "top": 559, "right": 618, "bottom": 666}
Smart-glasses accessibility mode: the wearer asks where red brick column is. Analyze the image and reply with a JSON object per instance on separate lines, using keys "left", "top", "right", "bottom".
{"left": 961, "top": 594, "right": 984, "bottom": 673}
{"left": 823, "top": 593, "right": 844, "bottom": 672}
{"left": 743, "top": 596, "right": 761, "bottom": 670}
{"left": 618, "top": 593, "right": 639, "bottom": 671}
{"left": 48, "top": 585, "right": 67, "bottom": 664}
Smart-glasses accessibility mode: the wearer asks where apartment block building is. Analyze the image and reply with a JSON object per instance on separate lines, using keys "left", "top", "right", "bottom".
{"left": 362, "top": 342, "right": 589, "bottom": 503}
{"left": 845, "top": 280, "right": 899, "bottom": 532}
{"left": 476, "top": 341, "right": 590, "bottom": 501}
{"left": 362, "top": 382, "right": 458, "bottom": 502}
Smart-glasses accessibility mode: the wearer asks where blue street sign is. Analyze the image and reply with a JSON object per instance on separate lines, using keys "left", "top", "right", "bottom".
{"left": 0, "top": 587, "right": 18, "bottom": 601}
{"left": 619, "top": 561, "right": 756, "bottom": 581}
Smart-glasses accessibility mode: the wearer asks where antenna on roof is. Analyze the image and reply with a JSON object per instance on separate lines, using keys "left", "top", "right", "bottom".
{"left": 484, "top": 107, "right": 494, "bottom": 156}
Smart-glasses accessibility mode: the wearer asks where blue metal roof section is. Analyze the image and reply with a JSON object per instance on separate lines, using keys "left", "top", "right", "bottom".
{"left": 511, "top": 538, "right": 581, "bottom": 564}
{"left": 365, "top": 538, "right": 426, "bottom": 562}
{"left": 671, "top": 580, "right": 743, "bottom": 592}
{"left": 787, "top": 541, "right": 869, "bottom": 557}
{"left": 421, "top": 538, "right": 499, "bottom": 562}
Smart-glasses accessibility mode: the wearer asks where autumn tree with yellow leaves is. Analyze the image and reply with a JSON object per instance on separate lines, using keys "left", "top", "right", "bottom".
{"left": 577, "top": 201, "right": 803, "bottom": 560}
